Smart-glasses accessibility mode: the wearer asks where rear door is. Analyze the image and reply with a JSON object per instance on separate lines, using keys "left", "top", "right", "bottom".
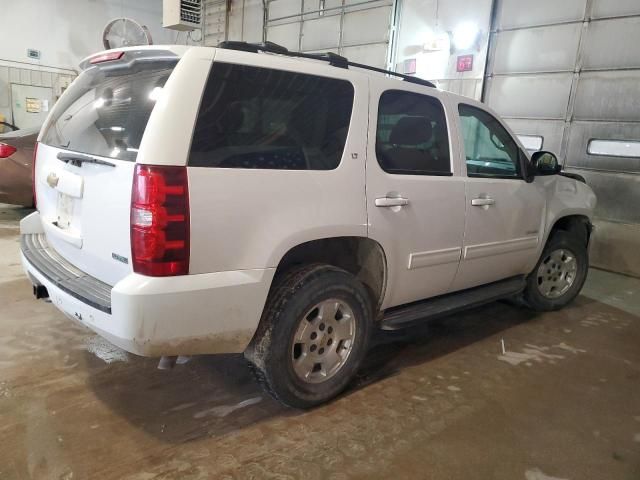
{"left": 451, "top": 102, "right": 546, "bottom": 291}
{"left": 35, "top": 50, "right": 180, "bottom": 285}
{"left": 366, "top": 85, "right": 466, "bottom": 309}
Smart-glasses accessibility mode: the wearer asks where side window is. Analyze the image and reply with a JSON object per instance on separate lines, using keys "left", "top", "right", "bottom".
{"left": 376, "top": 90, "right": 451, "bottom": 175}
{"left": 189, "top": 63, "right": 354, "bottom": 170}
{"left": 458, "top": 104, "right": 522, "bottom": 178}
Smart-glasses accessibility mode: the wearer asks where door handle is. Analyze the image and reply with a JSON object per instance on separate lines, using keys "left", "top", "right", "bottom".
{"left": 471, "top": 197, "right": 495, "bottom": 207}
{"left": 375, "top": 196, "right": 409, "bottom": 208}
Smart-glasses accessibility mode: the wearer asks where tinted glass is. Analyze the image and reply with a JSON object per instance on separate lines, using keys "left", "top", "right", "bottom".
{"left": 41, "top": 59, "right": 176, "bottom": 162}
{"left": 189, "top": 63, "right": 354, "bottom": 170}
{"left": 376, "top": 90, "right": 450, "bottom": 175}
{"left": 458, "top": 104, "right": 521, "bottom": 178}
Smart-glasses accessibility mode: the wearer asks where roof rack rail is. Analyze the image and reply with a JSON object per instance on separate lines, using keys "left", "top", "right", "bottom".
{"left": 217, "top": 41, "right": 436, "bottom": 88}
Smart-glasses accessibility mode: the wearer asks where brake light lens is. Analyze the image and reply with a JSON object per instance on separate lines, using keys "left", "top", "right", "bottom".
{"left": 0, "top": 143, "right": 17, "bottom": 158}
{"left": 90, "top": 51, "right": 124, "bottom": 64}
{"left": 130, "top": 165, "right": 190, "bottom": 276}
{"left": 32, "top": 142, "right": 39, "bottom": 208}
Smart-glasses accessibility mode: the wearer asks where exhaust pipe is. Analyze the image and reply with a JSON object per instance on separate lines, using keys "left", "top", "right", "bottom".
{"left": 33, "top": 285, "right": 49, "bottom": 299}
{"left": 157, "top": 355, "right": 192, "bottom": 370}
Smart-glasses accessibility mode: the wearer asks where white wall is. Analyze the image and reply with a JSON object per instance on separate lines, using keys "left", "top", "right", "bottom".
{"left": 394, "top": 0, "right": 492, "bottom": 99}
{"left": 0, "top": 0, "right": 174, "bottom": 71}
{"left": 0, "top": 0, "right": 176, "bottom": 128}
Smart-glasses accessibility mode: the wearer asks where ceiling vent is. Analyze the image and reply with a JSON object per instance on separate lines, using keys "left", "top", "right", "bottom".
{"left": 163, "top": 0, "right": 202, "bottom": 31}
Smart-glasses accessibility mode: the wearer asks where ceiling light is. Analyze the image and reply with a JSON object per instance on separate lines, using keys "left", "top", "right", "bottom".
{"left": 452, "top": 21, "right": 479, "bottom": 50}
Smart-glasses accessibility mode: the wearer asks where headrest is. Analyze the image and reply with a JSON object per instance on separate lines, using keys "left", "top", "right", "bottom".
{"left": 389, "top": 116, "right": 432, "bottom": 146}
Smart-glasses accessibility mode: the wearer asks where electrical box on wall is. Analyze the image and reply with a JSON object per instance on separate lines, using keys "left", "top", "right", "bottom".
{"left": 163, "top": 0, "right": 201, "bottom": 31}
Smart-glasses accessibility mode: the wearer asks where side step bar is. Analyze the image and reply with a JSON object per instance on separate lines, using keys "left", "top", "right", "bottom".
{"left": 380, "top": 276, "right": 526, "bottom": 330}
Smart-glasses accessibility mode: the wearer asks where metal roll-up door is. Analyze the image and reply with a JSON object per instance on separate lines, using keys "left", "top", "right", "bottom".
{"left": 265, "top": 0, "right": 395, "bottom": 69}
{"left": 484, "top": 0, "right": 640, "bottom": 277}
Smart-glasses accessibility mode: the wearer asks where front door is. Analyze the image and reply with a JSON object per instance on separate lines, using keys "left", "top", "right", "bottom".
{"left": 451, "top": 102, "right": 546, "bottom": 291}
{"left": 366, "top": 86, "right": 466, "bottom": 309}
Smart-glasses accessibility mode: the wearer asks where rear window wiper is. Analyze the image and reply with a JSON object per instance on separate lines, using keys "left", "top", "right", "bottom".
{"left": 56, "top": 152, "right": 116, "bottom": 168}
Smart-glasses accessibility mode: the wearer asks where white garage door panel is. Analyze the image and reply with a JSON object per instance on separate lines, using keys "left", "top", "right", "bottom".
{"left": 573, "top": 71, "right": 640, "bottom": 122}
{"left": 301, "top": 15, "right": 342, "bottom": 51}
{"left": 266, "top": 23, "right": 301, "bottom": 51}
{"left": 492, "top": 24, "right": 581, "bottom": 74}
{"left": 590, "top": 0, "right": 640, "bottom": 19}
{"left": 567, "top": 121, "right": 640, "bottom": 173}
{"left": 572, "top": 170, "right": 640, "bottom": 223}
{"left": 342, "top": 7, "right": 391, "bottom": 46}
{"left": 486, "top": 74, "right": 573, "bottom": 119}
{"left": 504, "top": 118, "right": 565, "bottom": 156}
{"left": 496, "top": 0, "right": 586, "bottom": 29}
{"left": 269, "top": 0, "right": 301, "bottom": 20}
{"left": 304, "top": 0, "right": 342, "bottom": 14}
{"left": 344, "top": 0, "right": 392, "bottom": 13}
{"left": 343, "top": 43, "right": 388, "bottom": 69}
{"left": 437, "top": 78, "right": 483, "bottom": 100}
{"left": 581, "top": 17, "right": 640, "bottom": 70}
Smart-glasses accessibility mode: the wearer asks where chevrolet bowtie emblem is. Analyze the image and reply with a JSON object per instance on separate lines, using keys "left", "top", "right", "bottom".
{"left": 46, "top": 172, "right": 59, "bottom": 188}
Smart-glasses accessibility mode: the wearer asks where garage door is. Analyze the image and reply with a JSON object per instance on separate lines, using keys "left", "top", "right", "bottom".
{"left": 483, "top": 0, "right": 640, "bottom": 277}
{"left": 265, "top": 0, "right": 395, "bottom": 69}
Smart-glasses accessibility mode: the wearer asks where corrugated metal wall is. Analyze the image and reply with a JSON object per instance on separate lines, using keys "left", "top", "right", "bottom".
{"left": 484, "top": 0, "right": 640, "bottom": 277}
{"left": 0, "top": 65, "right": 75, "bottom": 131}
{"left": 203, "top": 0, "right": 228, "bottom": 46}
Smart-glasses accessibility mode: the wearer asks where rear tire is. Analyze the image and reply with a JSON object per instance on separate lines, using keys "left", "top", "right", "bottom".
{"left": 246, "top": 264, "right": 372, "bottom": 409}
{"left": 524, "top": 230, "right": 588, "bottom": 311}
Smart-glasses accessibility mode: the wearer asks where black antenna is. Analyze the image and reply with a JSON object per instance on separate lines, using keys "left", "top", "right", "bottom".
{"left": 217, "top": 41, "right": 436, "bottom": 88}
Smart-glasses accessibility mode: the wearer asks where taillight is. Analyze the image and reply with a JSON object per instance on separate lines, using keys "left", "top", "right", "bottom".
{"left": 32, "top": 142, "right": 39, "bottom": 208}
{"left": 130, "top": 164, "right": 190, "bottom": 276}
{"left": 0, "top": 143, "right": 17, "bottom": 158}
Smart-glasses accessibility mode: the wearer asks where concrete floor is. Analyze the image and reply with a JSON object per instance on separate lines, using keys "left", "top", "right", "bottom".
{"left": 1, "top": 203, "right": 639, "bottom": 480}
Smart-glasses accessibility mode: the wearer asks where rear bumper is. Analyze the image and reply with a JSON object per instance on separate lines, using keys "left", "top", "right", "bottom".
{"left": 20, "top": 214, "right": 275, "bottom": 357}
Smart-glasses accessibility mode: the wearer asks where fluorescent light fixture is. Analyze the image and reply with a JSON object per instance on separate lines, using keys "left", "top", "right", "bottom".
{"left": 110, "top": 126, "right": 125, "bottom": 132}
{"left": 588, "top": 139, "right": 640, "bottom": 158}
{"left": 517, "top": 135, "right": 544, "bottom": 151}
{"left": 452, "top": 21, "right": 479, "bottom": 50}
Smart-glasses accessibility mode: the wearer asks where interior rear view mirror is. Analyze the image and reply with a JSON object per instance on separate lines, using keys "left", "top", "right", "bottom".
{"left": 531, "top": 151, "right": 561, "bottom": 175}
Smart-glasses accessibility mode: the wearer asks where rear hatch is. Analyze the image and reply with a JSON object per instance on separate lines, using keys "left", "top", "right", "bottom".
{"left": 35, "top": 49, "right": 178, "bottom": 286}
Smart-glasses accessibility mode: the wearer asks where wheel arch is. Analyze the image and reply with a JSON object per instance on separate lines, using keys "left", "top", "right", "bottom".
{"left": 548, "top": 214, "right": 593, "bottom": 248}
{"left": 269, "top": 236, "right": 388, "bottom": 313}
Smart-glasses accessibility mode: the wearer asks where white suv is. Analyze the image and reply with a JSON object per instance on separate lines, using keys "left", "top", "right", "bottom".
{"left": 21, "top": 43, "right": 596, "bottom": 408}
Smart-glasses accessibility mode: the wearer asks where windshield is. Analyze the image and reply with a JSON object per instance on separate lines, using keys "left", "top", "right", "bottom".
{"left": 41, "top": 58, "right": 176, "bottom": 162}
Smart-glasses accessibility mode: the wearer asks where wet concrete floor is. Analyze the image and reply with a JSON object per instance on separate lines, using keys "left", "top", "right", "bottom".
{"left": 1, "top": 204, "right": 639, "bottom": 479}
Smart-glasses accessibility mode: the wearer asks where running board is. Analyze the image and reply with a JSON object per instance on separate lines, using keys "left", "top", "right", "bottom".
{"left": 380, "top": 275, "right": 526, "bottom": 330}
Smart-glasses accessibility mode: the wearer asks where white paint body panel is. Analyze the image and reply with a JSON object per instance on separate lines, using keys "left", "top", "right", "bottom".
{"left": 365, "top": 80, "right": 465, "bottom": 309}
{"left": 23, "top": 45, "right": 596, "bottom": 357}
{"left": 187, "top": 48, "right": 370, "bottom": 274}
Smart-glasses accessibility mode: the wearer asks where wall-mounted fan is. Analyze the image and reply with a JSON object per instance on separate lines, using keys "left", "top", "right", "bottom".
{"left": 103, "top": 18, "right": 153, "bottom": 49}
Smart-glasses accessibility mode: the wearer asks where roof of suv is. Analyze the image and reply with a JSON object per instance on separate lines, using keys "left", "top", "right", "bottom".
{"left": 79, "top": 41, "right": 438, "bottom": 91}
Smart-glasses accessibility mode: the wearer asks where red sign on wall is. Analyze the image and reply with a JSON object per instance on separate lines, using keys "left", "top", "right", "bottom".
{"left": 456, "top": 54, "right": 474, "bottom": 72}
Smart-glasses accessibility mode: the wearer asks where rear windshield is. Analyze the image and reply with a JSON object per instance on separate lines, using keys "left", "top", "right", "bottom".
{"left": 41, "top": 57, "right": 176, "bottom": 162}
{"left": 188, "top": 63, "right": 354, "bottom": 170}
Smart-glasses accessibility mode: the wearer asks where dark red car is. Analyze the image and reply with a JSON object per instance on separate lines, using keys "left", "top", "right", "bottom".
{"left": 0, "top": 126, "right": 39, "bottom": 206}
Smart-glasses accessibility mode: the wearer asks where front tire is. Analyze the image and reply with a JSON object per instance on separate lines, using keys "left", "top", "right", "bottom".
{"left": 246, "top": 264, "right": 372, "bottom": 409}
{"left": 524, "top": 230, "right": 588, "bottom": 311}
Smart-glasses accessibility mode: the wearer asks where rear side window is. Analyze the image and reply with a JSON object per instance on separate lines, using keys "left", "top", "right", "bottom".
{"left": 189, "top": 63, "right": 354, "bottom": 170}
{"left": 376, "top": 90, "right": 451, "bottom": 175}
{"left": 41, "top": 57, "right": 176, "bottom": 162}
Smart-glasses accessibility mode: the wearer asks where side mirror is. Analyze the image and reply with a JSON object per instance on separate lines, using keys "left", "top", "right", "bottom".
{"left": 531, "top": 151, "right": 561, "bottom": 175}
